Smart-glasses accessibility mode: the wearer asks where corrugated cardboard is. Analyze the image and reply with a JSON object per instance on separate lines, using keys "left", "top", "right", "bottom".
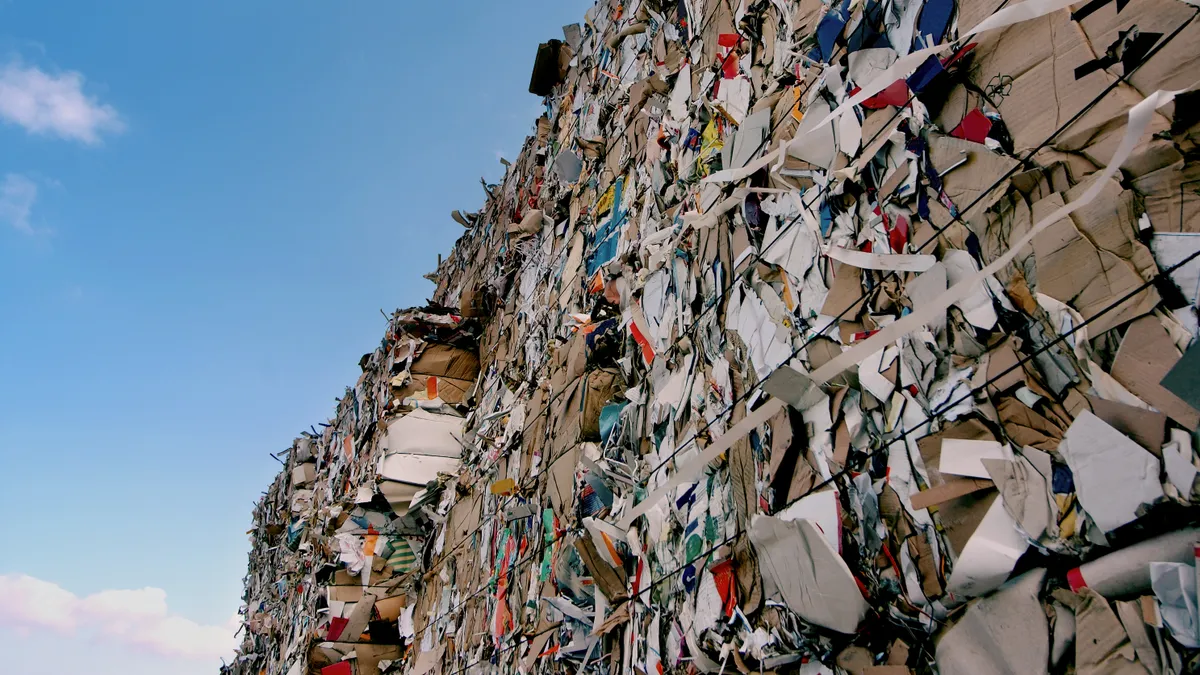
{"left": 1111, "top": 316, "right": 1200, "bottom": 429}
{"left": 1032, "top": 193, "right": 1160, "bottom": 336}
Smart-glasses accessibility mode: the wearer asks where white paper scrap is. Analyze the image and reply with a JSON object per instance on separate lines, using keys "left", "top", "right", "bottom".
{"left": 1060, "top": 411, "right": 1164, "bottom": 533}
{"left": 1151, "top": 562, "right": 1200, "bottom": 649}
{"left": 946, "top": 497, "right": 1029, "bottom": 599}
{"left": 940, "top": 439, "right": 1009, "bottom": 479}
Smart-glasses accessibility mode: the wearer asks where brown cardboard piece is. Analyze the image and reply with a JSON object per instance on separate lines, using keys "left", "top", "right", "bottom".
{"left": 940, "top": 490, "right": 1001, "bottom": 561}
{"left": 833, "top": 417, "right": 851, "bottom": 466}
{"left": 411, "top": 343, "right": 479, "bottom": 381}
{"left": 985, "top": 339, "right": 1025, "bottom": 395}
{"left": 459, "top": 284, "right": 488, "bottom": 317}
{"left": 766, "top": 406, "right": 818, "bottom": 506}
{"left": 728, "top": 359, "right": 764, "bottom": 612}
{"left": 1115, "top": 600, "right": 1162, "bottom": 675}
{"left": 521, "top": 629, "right": 555, "bottom": 672}
{"left": 581, "top": 368, "right": 623, "bottom": 440}
{"left": 1062, "top": 180, "right": 1158, "bottom": 280}
{"left": 910, "top": 478, "right": 995, "bottom": 511}
{"left": 626, "top": 75, "right": 668, "bottom": 123}
{"left": 1053, "top": 588, "right": 1148, "bottom": 675}
{"left": 996, "top": 397, "right": 1067, "bottom": 452}
{"left": 1132, "top": 159, "right": 1200, "bottom": 233}
{"left": 915, "top": 418, "right": 1002, "bottom": 556}
{"left": 821, "top": 262, "right": 868, "bottom": 319}
{"left": 699, "top": 0, "right": 736, "bottom": 68}
{"left": 928, "top": 135, "right": 1020, "bottom": 224}
{"left": 879, "top": 484, "right": 944, "bottom": 598}
{"left": 1085, "top": 395, "right": 1167, "bottom": 455}
{"left": 442, "top": 490, "right": 479, "bottom": 552}
{"left": 1076, "top": 0, "right": 1200, "bottom": 99}
{"left": 374, "top": 595, "right": 406, "bottom": 623}
{"left": 521, "top": 389, "right": 548, "bottom": 478}
{"left": 354, "top": 644, "right": 403, "bottom": 675}
{"left": 1032, "top": 193, "right": 1159, "bottom": 337}
{"left": 855, "top": 110, "right": 904, "bottom": 172}
{"left": 591, "top": 601, "right": 631, "bottom": 636}
{"left": 1111, "top": 316, "right": 1200, "bottom": 429}
{"left": 546, "top": 443, "right": 580, "bottom": 517}
{"left": 328, "top": 570, "right": 365, "bottom": 603}
{"left": 808, "top": 336, "right": 857, "bottom": 386}
{"left": 915, "top": 418, "right": 996, "bottom": 490}
{"left": 550, "top": 377, "right": 585, "bottom": 458}
{"left": 291, "top": 462, "right": 316, "bottom": 487}
{"left": 836, "top": 646, "right": 874, "bottom": 673}
{"left": 409, "top": 644, "right": 445, "bottom": 675}
{"left": 835, "top": 645, "right": 913, "bottom": 674}
{"left": 574, "top": 533, "right": 627, "bottom": 600}
{"left": 402, "top": 343, "right": 481, "bottom": 404}
{"left": 946, "top": 9, "right": 1130, "bottom": 158}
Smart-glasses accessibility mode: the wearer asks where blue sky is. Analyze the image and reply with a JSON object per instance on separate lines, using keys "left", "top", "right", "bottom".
{"left": 0, "top": 1, "right": 590, "bottom": 672}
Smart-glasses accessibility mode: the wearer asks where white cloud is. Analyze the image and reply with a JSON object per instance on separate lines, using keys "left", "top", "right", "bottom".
{"left": 0, "top": 172, "right": 38, "bottom": 234}
{"left": 0, "top": 574, "right": 77, "bottom": 631}
{"left": 0, "top": 574, "right": 238, "bottom": 662}
{"left": 0, "top": 60, "right": 123, "bottom": 144}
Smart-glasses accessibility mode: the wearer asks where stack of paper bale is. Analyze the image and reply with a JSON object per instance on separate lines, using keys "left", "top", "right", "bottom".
{"left": 223, "top": 0, "right": 1200, "bottom": 673}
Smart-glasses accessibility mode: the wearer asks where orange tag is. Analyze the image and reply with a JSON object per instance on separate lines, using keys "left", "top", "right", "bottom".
{"left": 363, "top": 527, "right": 378, "bottom": 558}
{"left": 490, "top": 478, "right": 517, "bottom": 495}
{"left": 426, "top": 375, "right": 439, "bottom": 399}
{"left": 791, "top": 86, "right": 804, "bottom": 122}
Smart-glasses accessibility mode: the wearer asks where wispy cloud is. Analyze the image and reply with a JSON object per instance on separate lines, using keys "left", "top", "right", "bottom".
{"left": 0, "top": 60, "right": 123, "bottom": 144}
{"left": 0, "top": 172, "right": 38, "bottom": 234}
{"left": 0, "top": 574, "right": 238, "bottom": 662}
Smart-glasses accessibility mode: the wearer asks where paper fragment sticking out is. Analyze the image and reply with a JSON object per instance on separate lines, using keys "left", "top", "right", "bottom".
{"left": 827, "top": 246, "right": 937, "bottom": 272}
{"left": 1151, "top": 561, "right": 1200, "bottom": 649}
{"left": 1059, "top": 411, "right": 1164, "bottom": 533}
{"left": 1053, "top": 587, "right": 1151, "bottom": 675}
{"left": 1111, "top": 316, "right": 1200, "bottom": 430}
{"left": 983, "top": 452, "right": 1055, "bottom": 540}
{"left": 945, "top": 497, "right": 1029, "bottom": 599}
{"left": 906, "top": 261, "right": 947, "bottom": 333}
{"left": 378, "top": 409, "right": 465, "bottom": 514}
{"left": 292, "top": 462, "right": 316, "bottom": 487}
{"left": 776, "top": 489, "right": 841, "bottom": 552}
{"left": 940, "top": 439, "right": 1009, "bottom": 479}
{"left": 553, "top": 150, "right": 583, "bottom": 183}
{"left": 749, "top": 515, "right": 867, "bottom": 634}
{"left": 936, "top": 570, "right": 1049, "bottom": 675}
{"left": 943, "top": 250, "right": 999, "bottom": 330}
{"left": 724, "top": 107, "right": 770, "bottom": 171}
{"left": 786, "top": 98, "right": 838, "bottom": 169}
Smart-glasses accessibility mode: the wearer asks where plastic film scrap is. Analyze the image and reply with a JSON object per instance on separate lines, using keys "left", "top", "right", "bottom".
{"left": 224, "top": 0, "right": 1200, "bottom": 673}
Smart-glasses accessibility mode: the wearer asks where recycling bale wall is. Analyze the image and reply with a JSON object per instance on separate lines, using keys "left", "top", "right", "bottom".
{"left": 224, "top": 0, "right": 1200, "bottom": 674}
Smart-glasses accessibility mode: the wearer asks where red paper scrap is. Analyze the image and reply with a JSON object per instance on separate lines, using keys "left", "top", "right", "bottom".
{"left": 949, "top": 108, "right": 993, "bottom": 143}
